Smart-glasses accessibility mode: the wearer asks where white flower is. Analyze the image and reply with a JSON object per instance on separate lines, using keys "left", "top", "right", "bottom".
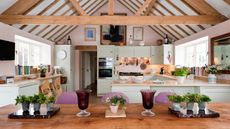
{"left": 105, "top": 97, "right": 110, "bottom": 103}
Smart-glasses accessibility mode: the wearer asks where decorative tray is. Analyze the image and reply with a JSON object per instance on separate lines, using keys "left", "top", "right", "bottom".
{"left": 168, "top": 107, "right": 220, "bottom": 118}
{"left": 105, "top": 110, "right": 126, "bottom": 118}
{"left": 8, "top": 107, "right": 60, "bottom": 119}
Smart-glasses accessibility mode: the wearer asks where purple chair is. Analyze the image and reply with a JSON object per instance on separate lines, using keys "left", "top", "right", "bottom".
{"left": 154, "top": 92, "right": 173, "bottom": 104}
{"left": 55, "top": 91, "right": 78, "bottom": 104}
{"left": 101, "top": 92, "right": 129, "bottom": 104}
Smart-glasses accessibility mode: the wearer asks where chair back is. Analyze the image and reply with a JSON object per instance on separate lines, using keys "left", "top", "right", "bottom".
{"left": 155, "top": 92, "right": 173, "bottom": 104}
{"left": 55, "top": 91, "right": 78, "bottom": 104}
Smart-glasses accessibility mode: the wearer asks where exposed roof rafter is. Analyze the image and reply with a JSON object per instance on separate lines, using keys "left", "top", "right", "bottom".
{"left": 135, "top": 0, "right": 156, "bottom": 16}
{"left": 69, "top": 0, "right": 87, "bottom": 16}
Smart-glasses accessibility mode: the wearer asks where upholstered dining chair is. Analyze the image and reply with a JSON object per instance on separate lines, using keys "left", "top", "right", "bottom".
{"left": 154, "top": 92, "right": 173, "bottom": 104}
{"left": 101, "top": 92, "right": 129, "bottom": 103}
{"left": 55, "top": 91, "right": 78, "bottom": 104}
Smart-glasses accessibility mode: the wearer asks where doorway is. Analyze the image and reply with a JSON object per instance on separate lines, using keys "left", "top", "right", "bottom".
{"left": 80, "top": 51, "right": 97, "bottom": 94}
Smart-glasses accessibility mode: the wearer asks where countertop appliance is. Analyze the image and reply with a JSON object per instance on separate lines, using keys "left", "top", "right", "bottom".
{"left": 98, "top": 58, "right": 113, "bottom": 79}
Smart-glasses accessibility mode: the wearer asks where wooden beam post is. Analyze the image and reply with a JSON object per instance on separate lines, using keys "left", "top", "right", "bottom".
{"left": 108, "top": 0, "right": 114, "bottom": 16}
{"left": 224, "top": 0, "right": 230, "bottom": 5}
{"left": 69, "top": 0, "right": 87, "bottom": 16}
{"left": 0, "top": 15, "right": 226, "bottom": 25}
{"left": 135, "top": 0, "right": 156, "bottom": 16}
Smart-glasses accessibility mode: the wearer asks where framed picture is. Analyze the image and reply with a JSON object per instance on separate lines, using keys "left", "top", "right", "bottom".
{"left": 100, "top": 13, "right": 127, "bottom": 46}
{"left": 133, "top": 27, "right": 143, "bottom": 41}
{"left": 85, "top": 27, "right": 96, "bottom": 41}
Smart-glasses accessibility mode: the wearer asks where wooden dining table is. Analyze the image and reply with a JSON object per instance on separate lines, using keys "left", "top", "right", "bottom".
{"left": 0, "top": 103, "right": 230, "bottom": 129}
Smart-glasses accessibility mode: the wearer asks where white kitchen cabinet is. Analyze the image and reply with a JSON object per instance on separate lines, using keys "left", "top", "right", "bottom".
{"left": 151, "top": 44, "right": 174, "bottom": 65}
{"left": 200, "top": 86, "right": 230, "bottom": 102}
{"left": 0, "top": 82, "right": 39, "bottom": 107}
{"left": 55, "top": 45, "right": 75, "bottom": 91}
{"left": 151, "top": 46, "right": 163, "bottom": 64}
{"left": 118, "top": 46, "right": 134, "bottom": 57}
{"left": 112, "top": 86, "right": 150, "bottom": 103}
{"left": 97, "top": 79, "right": 113, "bottom": 96}
{"left": 98, "top": 45, "right": 114, "bottom": 58}
{"left": 118, "top": 46, "right": 150, "bottom": 57}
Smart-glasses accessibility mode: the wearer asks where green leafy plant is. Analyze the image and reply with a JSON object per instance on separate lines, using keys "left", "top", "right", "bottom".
{"left": 45, "top": 96, "right": 56, "bottom": 104}
{"left": 184, "top": 93, "right": 201, "bottom": 103}
{"left": 174, "top": 68, "right": 188, "bottom": 76}
{"left": 200, "top": 94, "right": 212, "bottom": 103}
{"left": 168, "top": 94, "right": 184, "bottom": 103}
{"left": 39, "top": 65, "right": 47, "bottom": 73}
{"left": 31, "top": 93, "right": 47, "bottom": 104}
{"left": 106, "top": 96, "right": 126, "bottom": 107}
{"left": 206, "top": 65, "right": 218, "bottom": 74}
{"left": 15, "top": 95, "right": 32, "bottom": 105}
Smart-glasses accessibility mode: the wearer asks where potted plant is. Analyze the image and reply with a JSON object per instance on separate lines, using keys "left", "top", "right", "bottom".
{"left": 199, "top": 94, "right": 211, "bottom": 110}
{"left": 45, "top": 96, "right": 56, "bottom": 112}
{"left": 106, "top": 96, "right": 126, "bottom": 114}
{"left": 168, "top": 94, "right": 184, "bottom": 111}
{"left": 15, "top": 95, "right": 32, "bottom": 112}
{"left": 39, "top": 65, "right": 47, "bottom": 77}
{"left": 206, "top": 65, "right": 218, "bottom": 84}
{"left": 174, "top": 68, "right": 188, "bottom": 84}
{"left": 184, "top": 93, "right": 200, "bottom": 111}
{"left": 31, "top": 93, "right": 47, "bottom": 112}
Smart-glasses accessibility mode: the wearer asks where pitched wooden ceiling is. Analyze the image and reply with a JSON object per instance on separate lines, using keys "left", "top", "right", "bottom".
{"left": 0, "top": 0, "right": 229, "bottom": 42}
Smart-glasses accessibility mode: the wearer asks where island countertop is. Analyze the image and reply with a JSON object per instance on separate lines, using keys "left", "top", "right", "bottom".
{"left": 112, "top": 79, "right": 230, "bottom": 87}
{"left": 0, "top": 103, "right": 230, "bottom": 129}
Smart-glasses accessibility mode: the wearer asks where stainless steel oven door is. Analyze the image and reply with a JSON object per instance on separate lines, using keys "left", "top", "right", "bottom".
{"left": 98, "top": 68, "right": 112, "bottom": 79}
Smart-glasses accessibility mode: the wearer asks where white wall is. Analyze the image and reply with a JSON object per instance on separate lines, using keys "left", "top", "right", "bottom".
{"left": 0, "top": 22, "right": 54, "bottom": 76}
{"left": 174, "top": 20, "right": 230, "bottom": 65}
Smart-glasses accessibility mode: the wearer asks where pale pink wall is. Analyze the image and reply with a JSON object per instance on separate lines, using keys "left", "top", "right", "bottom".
{"left": 62, "top": 1, "right": 163, "bottom": 89}
{"left": 0, "top": 22, "right": 54, "bottom": 76}
{"left": 174, "top": 20, "right": 230, "bottom": 65}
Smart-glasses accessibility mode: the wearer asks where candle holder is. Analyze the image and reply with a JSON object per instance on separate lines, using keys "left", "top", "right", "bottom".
{"left": 140, "top": 90, "right": 156, "bottom": 117}
{"left": 76, "top": 90, "right": 90, "bottom": 117}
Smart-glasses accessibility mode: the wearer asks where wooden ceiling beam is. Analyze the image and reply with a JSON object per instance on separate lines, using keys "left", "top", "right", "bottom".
{"left": 224, "top": 0, "right": 230, "bottom": 5}
{"left": 0, "top": 15, "right": 225, "bottom": 25}
{"left": 108, "top": 0, "right": 114, "bottom": 16}
{"left": 135, "top": 0, "right": 156, "bottom": 16}
{"left": 75, "top": 45, "right": 97, "bottom": 51}
{"left": 182, "top": 0, "right": 224, "bottom": 16}
{"left": 2, "top": 0, "right": 42, "bottom": 15}
{"left": 69, "top": 0, "right": 87, "bottom": 15}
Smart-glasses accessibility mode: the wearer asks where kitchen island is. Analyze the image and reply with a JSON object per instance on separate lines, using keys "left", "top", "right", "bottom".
{"left": 112, "top": 78, "right": 230, "bottom": 103}
{"left": 0, "top": 103, "right": 229, "bottom": 129}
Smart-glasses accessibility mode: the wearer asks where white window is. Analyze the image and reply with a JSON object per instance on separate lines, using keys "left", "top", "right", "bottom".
{"left": 175, "top": 36, "right": 208, "bottom": 67}
{"left": 15, "top": 35, "right": 51, "bottom": 66}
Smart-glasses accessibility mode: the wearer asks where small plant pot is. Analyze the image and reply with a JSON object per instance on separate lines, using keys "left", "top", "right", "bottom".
{"left": 22, "top": 102, "right": 30, "bottom": 112}
{"left": 186, "top": 102, "right": 194, "bottom": 111}
{"left": 172, "top": 102, "right": 181, "bottom": 111}
{"left": 176, "top": 76, "right": 186, "bottom": 84}
{"left": 198, "top": 102, "right": 206, "bottom": 110}
{"left": 33, "top": 103, "right": 41, "bottom": 112}
{"left": 208, "top": 74, "right": 216, "bottom": 84}
{"left": 40, "top": 72, "right": 46, "bottom": 77}
{"left": 110, "top": 105, "right": 118, "bottom": 114}
{"left": 46, "top": 103, "right": 54, "bottom": 112}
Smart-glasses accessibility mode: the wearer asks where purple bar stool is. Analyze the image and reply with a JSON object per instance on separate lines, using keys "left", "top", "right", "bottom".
{"left": 101, "top": 92, "right": 129, "bottom": 104}
{"left": 154, "top": 92, "right": 173, "bottom": 104}
{"left": 55, "top": 91, "right": 78, "bottom": 104}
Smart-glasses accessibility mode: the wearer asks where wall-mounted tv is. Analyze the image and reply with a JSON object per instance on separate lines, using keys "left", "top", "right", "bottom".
{"left": 0, "top": 39, "right": 15, "bottom": 60}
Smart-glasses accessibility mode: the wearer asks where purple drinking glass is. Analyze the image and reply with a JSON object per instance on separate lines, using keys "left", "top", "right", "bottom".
{"left": 140, "top": 90, "right": 156, "bottom": 117}
{"left": 76, "top": 90, "right": 90, "bottom": 117}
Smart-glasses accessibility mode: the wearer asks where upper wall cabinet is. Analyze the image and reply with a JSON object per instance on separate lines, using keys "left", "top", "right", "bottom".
{"left": 118, "top": 46, "right": 150, "bottom": 57}
{"left": 98, "top": 45, "right": 115, "bottom": 58}
{"left": 151, "top": 44, "right": 174, "bottom": 65}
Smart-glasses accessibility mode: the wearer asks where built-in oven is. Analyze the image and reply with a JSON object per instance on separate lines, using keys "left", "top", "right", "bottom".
{"left": 98, "top": 58, "right": 113, "bottom": 79}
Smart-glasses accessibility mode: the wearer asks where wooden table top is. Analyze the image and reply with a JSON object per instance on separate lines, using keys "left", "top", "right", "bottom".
{"left": 0, "top": 103, "right": 230, "bottom": 129}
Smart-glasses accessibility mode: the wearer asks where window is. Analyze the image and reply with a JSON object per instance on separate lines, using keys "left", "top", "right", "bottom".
{"left": 175, "top": 36, "right": 208, "bottom": 67}
{"left": 15, "top": 35, "right": 51, "bottom": 66}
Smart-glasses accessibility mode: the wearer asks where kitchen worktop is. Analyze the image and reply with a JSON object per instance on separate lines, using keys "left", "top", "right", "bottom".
{"left": 112, "top": 79, "right": 230, "bottom": 87}
{"left": 1, "top": 103, "right": 230, "bottom": 129}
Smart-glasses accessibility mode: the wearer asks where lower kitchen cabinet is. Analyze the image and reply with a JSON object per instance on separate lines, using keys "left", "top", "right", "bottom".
{"left": 200, "top": 86, "right": 230, "bottom": 102}
{"left": 97, "top": 79, "right": 113, "bottom": 96}
{"left": 0, "top": 83, "right": 39, "bottom": 107}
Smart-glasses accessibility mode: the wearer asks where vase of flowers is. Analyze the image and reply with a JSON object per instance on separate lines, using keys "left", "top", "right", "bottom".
{"left": 206, "top": 65, "right": 218, "bottom": 84}
{"left": 106, "top": 96, "right": 126, "bottom": 114}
